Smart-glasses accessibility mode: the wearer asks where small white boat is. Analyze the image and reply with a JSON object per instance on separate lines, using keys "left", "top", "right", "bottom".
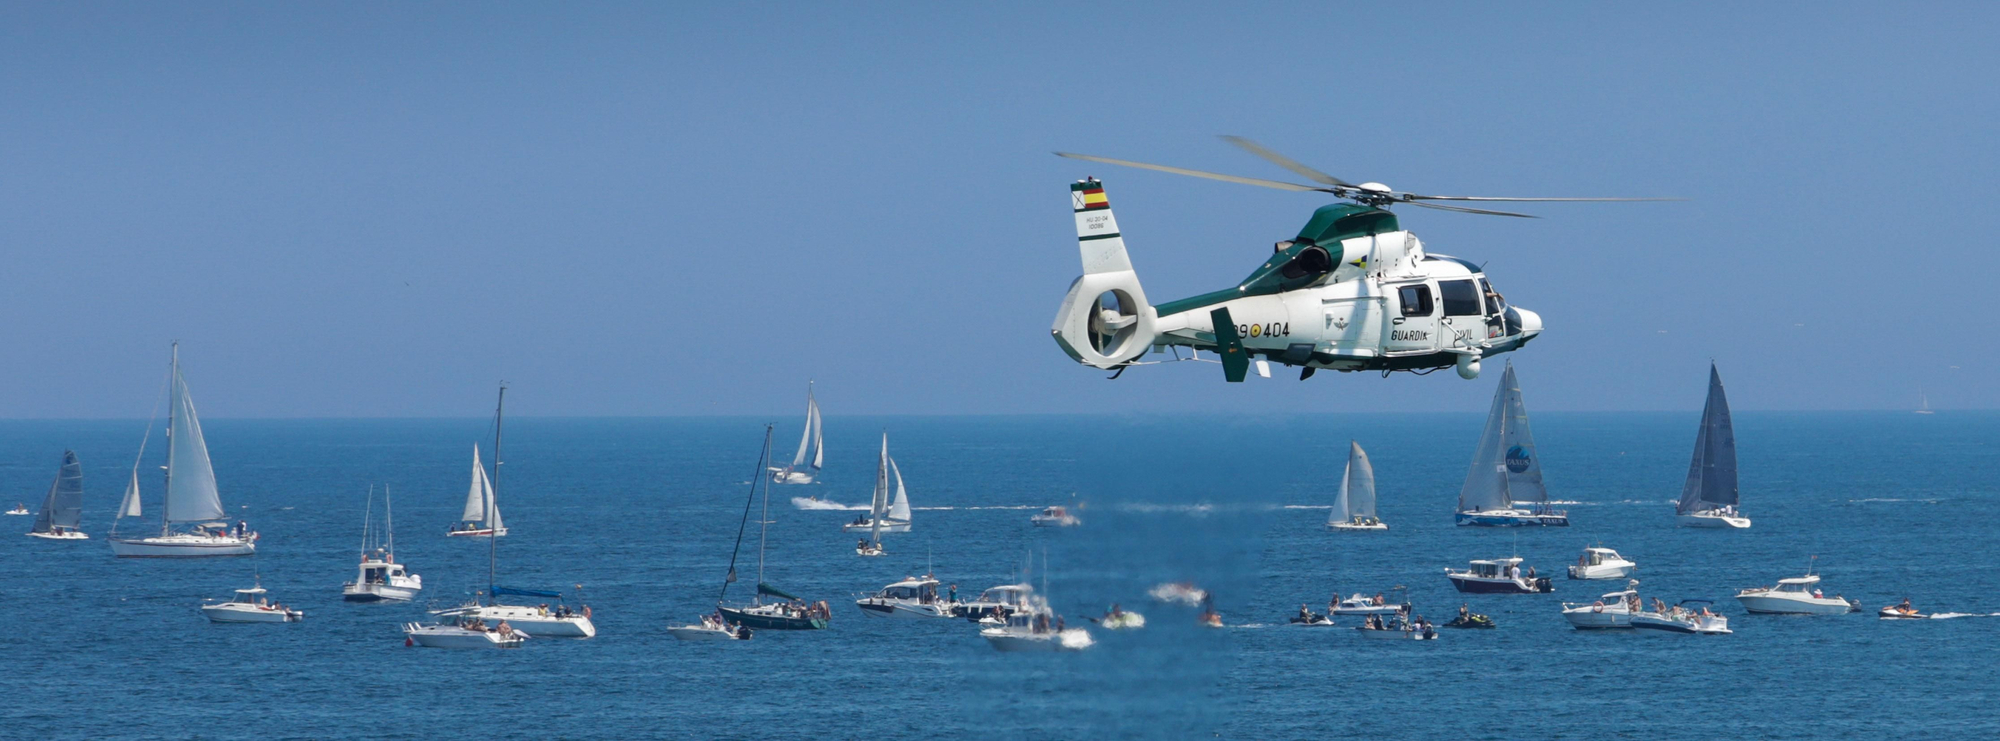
{"left": 1567, "top": 547, "right": 1636, "bottom": 580}
{"left": 1030, "top": 506, "right": 1081, "bottom": 527}
{"left": 979, "top": 598, "right": 1089, "bottom": 651}
{"left": 1327, "top": 441, "right": 1388, "bottom": 531}
{"left": 110, "top": 345, "right": 257, "bottom": 558}
{"left": 3, "top": 505, "right": 28, "bottom": 516}
{"left": 1327, "top": 593, "right": 1404, "bottom": 616}
{"left": 1446, "top": 557, "right": 1554, "bottom": 594}
{"left": 1878, "top": 601, "right": 1928, "bottom": 620}
{"left": 405, "top": 617, "right": 526, "bottom": 648}
{"left": 855, "top": 574, "right": 959, "bottom": 619}
{"left": 668, "top": 614, "right": 751, "bottom": 640}
{"left": 1675, "top": 364, "right": 1751, "bottom": 529}
{"left": 446, "top": 445, "right": 507, "bottom": 538}
{"left": 769, "top": 382, "right": 824, "bottom": 484}
{"left": 1631, "top": 599, "right": 1731, "bottom": 634}
{"left": 1735, "top": 572, "right": 1859, "bottom": 615}
{"left": 202, "top": 586, "right": 303, "bottom": 623}
{"left": 26, "top": 452, "right": 89, "bottom": 540}
{"left": 855, "top": 540, "right": 886, "bottom": 557}
{"left": 1454, "top": 363, "right": 1569, "bottom": 528}
{"left": 342, "top": 486, "right": 422, "bottom": 602}
{"left": 1561, "top": 581, "right": 1641, "bottom": 629}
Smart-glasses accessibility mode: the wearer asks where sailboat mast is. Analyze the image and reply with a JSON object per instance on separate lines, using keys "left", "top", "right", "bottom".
{"left": 360, "top": 484, "right": 374, "bottom": 555}
{"left": 488, "top": 384, "right": 506, "bottom": 597}
{"left": 719, "top": 425, "right": 773, "bottom": 604}
{"left": 385, "top": 484, "right": 395, "bottom": 556}
{"left": 161, "top": 342, "right": 179, "bottom": 537}
{"left": 757, "top": 423, "right": 773, "bottom": 603}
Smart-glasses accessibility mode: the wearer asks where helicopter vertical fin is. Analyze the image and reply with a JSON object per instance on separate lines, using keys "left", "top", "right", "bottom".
{"left": 1073, "top": 178, "right": 1130, "bottom": 274}
{"left": 1052, "top": 179, "right": 1156, "bottom": 368}
{"left": 1210, "top": 307, "right": 1248, "bottom": 382}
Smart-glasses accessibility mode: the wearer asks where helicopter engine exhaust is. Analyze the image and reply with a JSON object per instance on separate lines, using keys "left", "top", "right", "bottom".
{"left": 1052, "top": 179, "right": 1156, "bottom": 368}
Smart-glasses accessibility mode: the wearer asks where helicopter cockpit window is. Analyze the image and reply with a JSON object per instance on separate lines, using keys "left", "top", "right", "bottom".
{"left": 1439, "top": 280, "right": 1482, "bottom": 317}
{"left": 1278, "top": 245, "right": 1334, "bottom": 281}
{"left": 1397, "top": 285, "right": 1433, "bottom": 317}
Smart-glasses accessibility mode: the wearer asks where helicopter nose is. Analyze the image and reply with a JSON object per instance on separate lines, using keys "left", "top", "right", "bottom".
{"left": 1513, "top": 307, "right": 1544, "bottom": 337}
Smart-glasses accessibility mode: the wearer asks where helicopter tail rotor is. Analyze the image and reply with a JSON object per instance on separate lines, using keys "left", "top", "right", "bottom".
{"left": 1053, "top": 179, "right": 1156, "bottom": 369}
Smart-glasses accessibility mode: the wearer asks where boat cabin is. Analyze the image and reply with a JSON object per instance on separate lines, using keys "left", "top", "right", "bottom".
{"left": 1580, "top": 548, "right": 1622, "bottom": 566}
{"left": 228, "top": 587, "right": 269, "bottom": 606}
{"left": 875, "top": 577, "right": 940, "bottom": 603}
{"left": 1773, "top": 575, "right": 1820, "bottom": 593}
{"left": 358, "top": 560, "right": 409, "bottom": 584}
{"left": 1465, "top": 558, "right": 1524, "bottom": 579}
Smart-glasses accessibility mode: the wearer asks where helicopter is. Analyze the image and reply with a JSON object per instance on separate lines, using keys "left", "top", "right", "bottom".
{"left": 1049, "top": 137, "right": 1669, "bottom": 382}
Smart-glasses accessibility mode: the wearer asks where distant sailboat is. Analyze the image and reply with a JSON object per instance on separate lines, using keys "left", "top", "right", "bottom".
{"left": 1455, "top": 361, "right": 1568, "bottom": 527}
{"left": 843, "top": 433, "right": 912, "bottom": 534}
{"left": 446, "top": 445, "right": 506, "bottom": 537}
{"left": 109, "top": 344, "right": 257, "bottom": 557}
{"left": 770, "top": 383, "right": 823, "bottom": 484}
{"left": 1328, "top": 441, "right": 1386, "bottom": 531}
{"left": 27, "top": 450, "right": 88, "bottom": 540}
{"left": 720, "top": 425, "right": 830, "bottom": 630}
{"left": 1915, "top": 388, "right": 1935, "bottom": 415}
{"left": 1676, "top": 363, "right": 1750, "bottom": 528}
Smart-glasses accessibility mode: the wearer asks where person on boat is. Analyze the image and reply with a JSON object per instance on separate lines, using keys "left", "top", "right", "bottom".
{"left": 1526, "top": 566, "right": 1537, "bottom": 580}
{"left": 1371, "top": 592, "right": 1385, "bottom": 606}
{"left": 948, "top": 584, "right": 957, "bottom": 602}
{"left": 1055, "top": 616, "right": 1065, "bottom": 632}
{"left": 1897, "top": 597, "right": 1914, "bottom": 614}
{"left": 1812, "top": 588, "right": 1824, "bottom": 599}
{"left": 1458, "top": 604, "right": 1470, "bottom": 620}
{"left": 1298, "top": 604, "right": 1313, "bottom": 622}
{"left": 1109, "top": 603, "right": 1124, "bottom": 620}
{"left": 856, "top": 538, "right": 867, "bottom": 551}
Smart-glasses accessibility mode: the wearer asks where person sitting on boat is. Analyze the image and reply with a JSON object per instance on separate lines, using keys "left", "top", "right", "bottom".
{"left": 1371, "top": 592, "right": 1385, "bottom": 606}
{"left": 1458, "top": 604, "right": 1470, "bottom": 620}
{"left": 1812, "top": 588, "right": 1824, "bottom": 599}
{"left": 1109, "top": 603, "right": 1124, "bottom": 620}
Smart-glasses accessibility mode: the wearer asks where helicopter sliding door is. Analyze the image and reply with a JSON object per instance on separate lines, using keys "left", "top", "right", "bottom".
{"left": 1320, "top": 296, "right": 1384, "bottom": 359}
{"left": 1384, "top": 281, "right": 1440, "bottom": 355}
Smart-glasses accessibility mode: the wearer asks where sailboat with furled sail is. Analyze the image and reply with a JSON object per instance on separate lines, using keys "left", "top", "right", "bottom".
{"left": 27, "top": 450, "right": 88, "bottom": 540}
{"left": 721, "top": 425, "right": 830, "bottom": 630}
{"left": 1676, "top": 363, "right": 1751, "bottom": 528}
{"left": 844, "top": 433, "right": 912, "bottom": 534}
{"left": 1454, "top": 361, "right": 1568, "bottom": 527}
{"left": 110, "top": 344, "right": 257, "bottom": 557}
{"left": 770, "top": 383, "right": 824, "bottom": 484}
{"left": 1328, "top": 441, "right": 1386, "bottom": 531}
{"left": 446, "top": 445, "right": 506, "bottom": 537}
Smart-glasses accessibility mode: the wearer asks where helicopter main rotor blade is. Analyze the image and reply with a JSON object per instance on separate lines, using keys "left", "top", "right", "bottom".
{"left": 1217, "top": 136, "right": 1352, "bottom": 187}
{"left": 1402, "top": 194, "right": 1682, "bottom": 203}
{"left": 1053, "top": 152, "right": 1333, "bottom": 194}
{"left": 1406, "top": 201, "right": 1539, "bottom": 218}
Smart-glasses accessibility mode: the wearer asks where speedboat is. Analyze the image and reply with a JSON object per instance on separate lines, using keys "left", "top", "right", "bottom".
{"left": 1879, "top": 600, "right": 1927, "bottom": 620}
{"left": 1443, "top": 611, "right": 1495, "bottom": 629}
{"left": 856, "top": 575, "right": 959, "bottom": 619}
{"left": 4, "top": 504, "right": 28, "bottom": 516}
{"left": 405, "top": 616, "right": 526, "bottom": 648}
{"left": 1631, "top": 599, "right": 1731, "bottom": 634}
{"left": 1735, "top": 573, "right": 1859, "bottom": 615}
{"left": 1327, "top": 593, "right": 1405, "bottom": 616}
{"left": 668, "top": 614, "right": 752, "bottom": 640}
{"left": 979, "top": 590, "right": 1090, "bottom": 651}
{"left": 342, "top": 550, "right": 423, "bottom": 602}
{"left": 202, "top": 586, "right": 303, "bottom": 623}
{"left": 1288, "top": 605, "right": 1335, "bottom": 627}
{"left": 1567, "top": 547, "right": 1636, "bottom": 580}
{"left": 434, "top": 587, "right": 597, "bottom": 637}
{"left": 1561, "top": 581, "right": 1641, "bottom": 629}
{"left": 1446, "top": 558, "right": 1554, "bottom": 594}
{"left": 1030, "top": 506, "right": 1080, "bottom": 527}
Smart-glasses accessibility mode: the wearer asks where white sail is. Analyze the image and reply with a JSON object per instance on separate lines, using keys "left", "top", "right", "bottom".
{"left": 1458, "top": 365, "right": 1514, "bottom": 513}
{"left": 1344, "top": 441, "right": 1377, "bottom": 520}
{"left": 119, "top": 469, "right": 143, "bottom": 518}
{"left": 807, "top": 396, "right": 823, "bottom": 471}
{"left": 1329, "top": 457, "right": 1350, "bottom": 527}
{"left": 164, "top": 361, "right": 225, "bottom": 524}
{"left": 462, "top": 445, "right": 490, "bottom": 523}
{"left": 1497, "top": 364, "right": 1548, "bottom": 504}
{"left": 871, "top": 434, "right": 890, "bottom": 522}
{"left": 887, "top": 456, "right": 911, "bottom": 523}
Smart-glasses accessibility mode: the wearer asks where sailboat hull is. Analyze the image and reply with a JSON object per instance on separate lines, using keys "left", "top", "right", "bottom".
{"left": 1677, "top": 512, "right": 1751, "bottom": 529}
{"left": 770, "top": 471, "right": 816, "bottom": 485}
{"left": 720, "top": 605, "right": 828, "bottom": 631}
{"left": 841, "top": 519, "right": 910, "bottom": 533}
{"left": 1329, "top": 521, "right": 1388, "bottom": 531}
{"left": 27, "top": 530, "right": 89, "bottom": 540}
{"left": 445, "top": 527, "right": 508, "bottom": 537}
{"left": 110, "top": 535, "right": 254, "bottom": 557}
{"left": 1455, "top": 510, "right": 1569, "bottom": 527}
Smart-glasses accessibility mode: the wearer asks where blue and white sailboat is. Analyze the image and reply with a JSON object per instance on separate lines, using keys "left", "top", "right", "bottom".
{"left": 1455, "top": 362, "right": 1568, "bottom": 527}
{"left": 109, "top": 344, "right": 257, "bottom": 557}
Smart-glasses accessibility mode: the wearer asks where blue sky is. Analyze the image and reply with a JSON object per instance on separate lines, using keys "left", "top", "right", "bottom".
{"left": 2, "top": 2, "right": 1994, "bottom": 417}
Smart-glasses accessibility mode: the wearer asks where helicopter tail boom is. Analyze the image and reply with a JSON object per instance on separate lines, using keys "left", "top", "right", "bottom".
{"left": 1052, "top": 179, "right": 1156, "bottom": 368}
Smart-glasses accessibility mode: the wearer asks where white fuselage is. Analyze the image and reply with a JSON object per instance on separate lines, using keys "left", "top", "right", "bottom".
{"left": 111, "top": 532, "right": 255, "bottom": 558}
{"left": 435, "top": 603, "right": 596, "bottom": 637}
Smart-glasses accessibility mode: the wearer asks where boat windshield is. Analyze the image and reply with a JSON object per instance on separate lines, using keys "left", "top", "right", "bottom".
{"left": 1778, "top": 583, "right": 1808, "bottom": 593}
{"left": 1472, "top": 563, "right": 1498, "bottom": 577}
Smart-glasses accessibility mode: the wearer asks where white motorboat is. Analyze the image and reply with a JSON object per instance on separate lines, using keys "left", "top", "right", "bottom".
{"left": 1735, "top": 572, "right": 1859, "bottom": 615}
{"left": 4, "top": 505, "right": 28, "bottom": 516}
{"left": 1631, "top": 599, "right": 1731, "bottom": 634}
{"left": 769, "top": 382, "right": 823, "bottom": 484}
{"left": 1675, "top": 364, "right": 1751, "bottom": 529}
{"left": 202, "top": 585, "right": 303, "bottom": 623}
{"left": 979, "top": 587, "right": 1090, "bottom": 651}
{"left": 26, "top": 451, "right": 88, "bottom": 540}
{"left": 1030, "top": 506, "right": 1081, "bottom": 527}
{"left": 958, "top": 583, "right": 1036, "bottom": 622}
{"left": 1446, "top": 557, "right": 1554, "bottom": 594}
{"left": 110, "top": 345, "right": 257, "bottom": 558}
{"left": 446, "top": 445, "right": 507, "bottom": 537}
{"left": 856, "top": 574, "right": 959, "bottom": 619}
{"left": 1567, "top": 547, "right": 1636, "bottom": 580}
{"left": 343, "top": 485, "right": 422, "bottom": 602}
{"left": 1327, "top": 441, "right": 1388, "bottom": 531}
{"left": 1327, "top": 593, "right": 1405, "bottom": 616}
{"left": 404, "top": 616, "right": 527, "bottom": 648}
{"left": 1561, "top": 581, "right": 1641, "bottom": 629}
{"left": 668, "top": 614, "right": 752, "bottom": 641}
{"left": 1455, "top": 362, "right": 1569, "bottom": 527}
{"left": 844, "top": 434, "right": 912, "bottom": 534}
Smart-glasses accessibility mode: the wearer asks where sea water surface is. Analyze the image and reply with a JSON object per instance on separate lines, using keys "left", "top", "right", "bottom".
{"left": 0, "top": 412, "right": 1994, "bottom": 739}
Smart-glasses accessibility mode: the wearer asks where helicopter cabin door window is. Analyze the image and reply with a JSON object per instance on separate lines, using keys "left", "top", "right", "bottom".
{"left": 1438, "top": 279, "right": 1484, "bottom": 347}
{"left": 1386, "top": 283, "right": 1439, "bottom": 354}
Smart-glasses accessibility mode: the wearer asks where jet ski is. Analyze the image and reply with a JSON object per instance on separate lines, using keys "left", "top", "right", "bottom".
{"left": 1444, "top": 612, "right": 1496, "bottom": 629}
{"left": 1288, "top": 611, "right": 1335, "bottom": 627}
{"left": 1879, "top": 605, "right": 1928, "bottom": 620}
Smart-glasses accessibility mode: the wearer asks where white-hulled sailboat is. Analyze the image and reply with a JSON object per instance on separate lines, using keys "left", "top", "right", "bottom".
{"left": 1328, "top": 441, "right": 1386, "bottom": 531}
{"left": 27, "top": 451, "right": 88, "bottom": 540}
{"left": 1455, "top": 361, "right": 1568, "bottom": 527}
{"left": 844, "top": 433, "right": 912, "bottom": 535}
{"left": 770, "top": 383, "right": 823, "bottom": 484}
{"left": 446, "top": 445, "right": 506, "bottom": 537}
{"left": 1676, "top": 363, "right": 1750, "bottom": 528}
{"left": 343, "top": 485, "right": 423, "bottom": 602}
{"left": 109, "top": 344, "right": 256, "bottom": 558}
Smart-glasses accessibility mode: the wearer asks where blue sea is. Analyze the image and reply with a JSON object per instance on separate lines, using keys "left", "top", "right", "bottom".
{"left": 0, "top": 412, "right": 1994, "bottom": 739}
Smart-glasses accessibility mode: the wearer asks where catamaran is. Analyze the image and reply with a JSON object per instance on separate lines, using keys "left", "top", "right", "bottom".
{"left": 446, "top": 445, "right": 506, "bottom": 537}
{"left": 109, "top": 344, "right": 257, "bottom": 558}
{"left": 1328, "top": 441, "right": 1386, "bottom": 531}
{"left": 770, "top": 383, "right": 823, "bottom": 484}
{"left": 1676, "top": 363, "right": 1750, "bottom": 528}
{"left": 1455, "top": 361, "right": 1568, "bottom": 527}
{"left": 342, "top": 485, "right": 423, "bottom": 602}
{"left": 27, "top": 450, "right": 88, "bottom": 540}
{"left": 844, "top": 433, "right": 912, "bottom": 534}
{"left": 718, "top": 425, "right": 830, "bottom": 630}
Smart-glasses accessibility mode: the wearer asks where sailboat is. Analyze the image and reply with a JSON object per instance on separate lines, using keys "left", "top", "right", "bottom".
{"left": 770, "top": 383, "right": 823, "bottom": 484}
{"left": 27, "top": 450, "right": 88, "bottom": 540}
{"left": 343, "top": 485, "right": 423, "bottom": 602}
{"left": 446, "top": 445, "right": 506, "bottom": 537}
{"left": 1455, "top": 361, "right": 1568, "bottom": 527}
{"left": 1676, "top": 363, "right": 1751, "bottom": 528}
{"left": 1328, "top": 441, "right": 1386, "bottom": 531}
{"left": 1915, "top": 388, "right": 1935, "bottom": 415}
{"left": 843, "top": 433, "right": 912, "bottom": 534}
{"left": 431, "top": 385, "right": 597, "bottom": 637}
{"left": 109, "top": 344, "right": 257, "bottom": 557}
{"left": 719, "top": 425, "right": 830, "bottom": 630}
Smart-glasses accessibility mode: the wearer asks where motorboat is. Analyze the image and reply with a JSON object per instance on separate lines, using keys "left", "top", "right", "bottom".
{"left": 958, "top": 583, "right": 1036, "bottom": 622}
{"left": 446, "top": 445, "right": 507, "bottom": 537}
{"left": 342, "top": 485, "right": 421, "bottom": 602}
{"left": 405, "top": 616, "right": 526, "bottom": 648}
{"left": 1030, "top": 506, "right": 1081, "bottom": 527}
{"left": 1735, "top": 573, "right": 1859, "bottom": 615}
{"left": 1561, "top": 581, "right": 1641, "bottom": 629}
{"left": 841, "top": 433, "right": 913, "bottom": 533}
{"left": 4, "top": 504, "right": 27, "bottom": 516}
{"left": 202, "top": 585, "right": 303, "bottom": 623}
{"left": 26, "top": 451, "right": 88, "bottom": 540}
{"left": 1446, "top": 557, "right": 1554, "bottom": 594}
{"left": 1675, "top": 364, "right": 1751, "bottom": 529}
{"left": 714, "top": 426, "right": 829, "bottom": 631}
{"left": 1327, "top": 441, "right": 1388, "bottom": 531}
{"left": 855, "top": 574, "right": 959, "bottom": 619}
{"left": 1455, "top": 362, "right": 1569, "bottom": 527}
{"left": 110, "top": 345, "right": 257, "bottom": 558}
{"left": 769, "top": 382, "right": 823, "bottom": 484}
{"left": 1567, "top": 547, "right": 1636, "bottom": 580}
{"left": 1631, "top": 599, "right": 1731, "bottom": 634}
{"left": 1327, "top": 592, "right": 1405, "bottom": 616}
{"left": 1879, "top": 600, "right": 1927, "bottom": 620}
{"left": 668, "top": 613, "right": 752, "bottom": 640}
{"left": 979, "top": 590, "right": 1090, "bottom": 651}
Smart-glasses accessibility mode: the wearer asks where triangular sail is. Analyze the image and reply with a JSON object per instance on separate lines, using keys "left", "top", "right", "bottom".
{"left": 1497, "top": 364, "right": 1548, "bottom": 504}
{"left": 1677, "top": 364, "right": 1739, "bottom": 514}
{"left": 807, "top": 397, "right": 823, "bottom": 472}
{"left": 1458, "top": 365, "right": 1514, "bottom": 512}
{"left": 119, "top": 470, "right": 142, "bottom": 518}
{"left": 164, "top": 363, "right": 225, "bottom": 523}
{"left": 1344, "top": 441, "right": 1377, "bottom": 520}
{"left": 34, "top": 451, "right": 84, "bottom": 533}
{"left": 1329, "top": 455, "right": 1350, "bottom": 527}
{"left": 462, "top": 445, "right": 492, "bottom": 523}
{"left": 783, "top": 386, "right": 824, "bottom": 482}
{"left": 871, "top": 435, "right": 890, "bottom": 522}
{"left": 887, "top": 456, "right": 911, "bottom": 523}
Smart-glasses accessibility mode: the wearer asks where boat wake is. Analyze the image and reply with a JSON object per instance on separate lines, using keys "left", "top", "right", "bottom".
{"left": 790, "top": 497, "right": 863, "bottom": 511}
{"left": 1926, "top": 612, "right": 2000, "bottom": 619}
{"left": 1058, "top": 629, "right": 1095, "bottom": 649}
{"left": 1149, "top": 582, "right": 1209, "bottom": 606}
{"left": 1847, "top": 498, "right": 1941, "bottom": 504}
{"left": 912, "top": 505, "right": 1041, "bottom": 511}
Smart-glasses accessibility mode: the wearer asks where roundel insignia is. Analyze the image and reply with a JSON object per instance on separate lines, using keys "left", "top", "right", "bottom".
{"left": 1249, "top": 325, "right": 1262, "bottom": 337}
{"left": 1504, "top": 445, "right": 1531, "bottom": 473}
